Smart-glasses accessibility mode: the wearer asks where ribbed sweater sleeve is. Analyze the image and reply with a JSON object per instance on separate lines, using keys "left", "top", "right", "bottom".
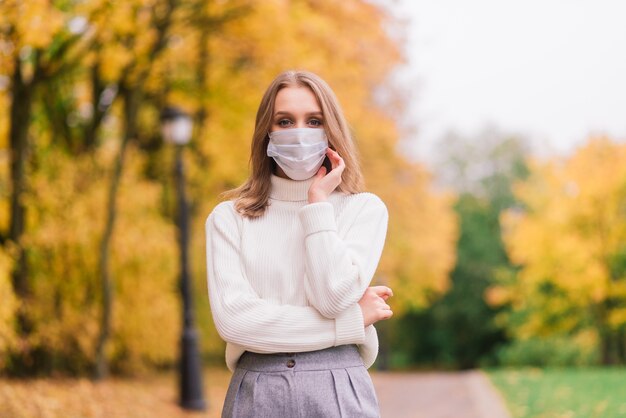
{"left": 298, "top": 193, "right": 388, "bottom": 318}
{"left": 205, "top": 202, "right": 366, "bottom": 354}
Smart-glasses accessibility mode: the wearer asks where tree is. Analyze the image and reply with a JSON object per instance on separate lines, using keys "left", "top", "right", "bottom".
{"left": 0, "top": 0, "right": 96, "bottom": 372}
{"left": 394, "top": 128, "right": 529, "bottom": 368}
{"left": 0, "top": 0, "right": 459, "bottom": 376}
{"left": 498, "top": 137, "right": 626, "bottom": 365}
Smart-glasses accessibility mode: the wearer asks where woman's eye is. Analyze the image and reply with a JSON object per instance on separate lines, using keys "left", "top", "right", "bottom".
{"left": 308, "top": 119, "right": 322, "bottom": 127}
{"left": 277, "top": 119, "right": 292, "bottom": 127}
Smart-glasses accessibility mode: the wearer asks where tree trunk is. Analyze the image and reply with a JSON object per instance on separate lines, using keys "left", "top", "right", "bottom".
{"left": 9, "top": 58, "right": 35, "bottom": 343}
{"left": 195, "top": 8, "right": 210, "bottom": 136}
{"left": 617, "top": 327, "right": 626, "bottom": 364}
{"left": 94, "top": 88, "right": 140, "bottom": 380}
{"left": 85, "top": 64, "right": 112, "bottom": 152}
{"left": 93, "top": 1, "right": 176, "bottom": 380}
{"left": 600, "top": 328, "right": 616, "bottom": 365}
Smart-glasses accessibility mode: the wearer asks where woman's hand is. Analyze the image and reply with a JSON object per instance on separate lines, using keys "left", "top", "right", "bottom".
{"left": 308, "top": 148, "right": 345, "bottom": 203}
{"left": 358, "top": 286, "right": 393, "bottom": 327}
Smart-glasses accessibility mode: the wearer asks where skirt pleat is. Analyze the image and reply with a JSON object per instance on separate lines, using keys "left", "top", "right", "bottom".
{"left": 222, "top": 368, "right": 247, "bottom": 418}
{"left": 345, "top": 365, "right": 379, "bottom": 417}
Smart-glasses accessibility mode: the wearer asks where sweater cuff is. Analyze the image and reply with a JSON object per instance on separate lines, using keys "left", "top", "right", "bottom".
{"left": 334, "top": 303, "right": 365, "bottom": 346}
{"left": 299, "top": 202, "right": 337, "bottom": 236}
{"left": 359, "top": 325, "right": 379, "bottom": 369}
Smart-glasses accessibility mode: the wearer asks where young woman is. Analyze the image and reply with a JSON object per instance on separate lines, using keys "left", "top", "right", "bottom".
{"left": 206, "top": 70, "right": 393, "bottom": 417}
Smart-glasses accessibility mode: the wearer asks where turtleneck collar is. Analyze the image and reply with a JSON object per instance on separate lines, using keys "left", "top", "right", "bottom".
{"left": 269, "top": 174, "right": 314, "bottom": 202}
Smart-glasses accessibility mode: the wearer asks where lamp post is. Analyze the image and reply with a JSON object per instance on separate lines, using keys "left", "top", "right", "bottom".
{"left": 160, "top": 106, "right": 206, "bottom": 411}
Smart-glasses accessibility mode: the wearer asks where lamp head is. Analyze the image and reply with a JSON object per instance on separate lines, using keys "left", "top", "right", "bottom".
{"left": 160, "top": 106, "right": 192, "bottom": 145}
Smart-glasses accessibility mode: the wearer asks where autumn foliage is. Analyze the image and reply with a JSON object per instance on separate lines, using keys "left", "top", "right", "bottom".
{"left": 3, "top": 0, "right": 626, "bottom": 376}
{"left": 493, "top": 137, "right": 626, "bottom": 364}
{"left": 0, "top": 0, "right": 457, "bottom": 375}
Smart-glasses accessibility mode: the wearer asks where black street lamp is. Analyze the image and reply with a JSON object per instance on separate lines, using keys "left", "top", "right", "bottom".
{"left": 160, "top": 106, "right": 207, "bottom": 411}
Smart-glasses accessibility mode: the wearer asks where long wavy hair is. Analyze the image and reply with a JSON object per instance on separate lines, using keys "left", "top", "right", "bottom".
{"left": 225, "top": 70, "right": 364, "bottom": 218}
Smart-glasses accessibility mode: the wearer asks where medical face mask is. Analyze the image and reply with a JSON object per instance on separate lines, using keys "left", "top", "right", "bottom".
{"left": 267, "top": 128, "right": 328, "bottom": 180}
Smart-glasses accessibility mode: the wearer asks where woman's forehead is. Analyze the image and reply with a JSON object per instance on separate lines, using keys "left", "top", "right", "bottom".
{"left": 274, "top": 87, "right": 321, "bottom": 114}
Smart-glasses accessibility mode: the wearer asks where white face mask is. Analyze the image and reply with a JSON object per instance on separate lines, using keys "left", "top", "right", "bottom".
{"left": 267, "top": 128, "right": 328, "bottom": 180}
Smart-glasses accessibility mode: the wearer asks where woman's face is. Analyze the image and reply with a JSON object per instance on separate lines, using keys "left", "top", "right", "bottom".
{"left": 271, "top": 86, "right": 324, "bottom": 132}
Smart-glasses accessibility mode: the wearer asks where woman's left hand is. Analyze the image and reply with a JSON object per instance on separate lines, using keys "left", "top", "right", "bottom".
{"left": 308, "top": 148, "right": 345, "bottom": 203}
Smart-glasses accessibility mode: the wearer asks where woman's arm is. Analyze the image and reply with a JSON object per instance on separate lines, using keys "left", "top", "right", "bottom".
{"left": 206, "top": 203, "right": 365, "bottom": 353}
{"left": 299, "top": 193, "right": 389, "bottom": 318}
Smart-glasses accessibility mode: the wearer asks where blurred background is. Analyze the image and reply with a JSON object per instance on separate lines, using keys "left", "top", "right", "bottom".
{"left": 1, "top": 0, "right": 626, "bottom": 417}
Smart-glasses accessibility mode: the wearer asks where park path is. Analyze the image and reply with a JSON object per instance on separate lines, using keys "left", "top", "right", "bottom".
{"left": 371, "top": 370, "right": 512, "bottom": 418}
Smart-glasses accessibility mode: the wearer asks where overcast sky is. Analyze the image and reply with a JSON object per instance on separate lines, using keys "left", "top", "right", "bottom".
{"left": 389, "top": 0, "right": 626, "bottom": 163}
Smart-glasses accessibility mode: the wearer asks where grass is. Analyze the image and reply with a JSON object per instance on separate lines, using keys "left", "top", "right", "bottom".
{"left": 488, "top": 368, "right": 626, "bottom": 418}
{"left": 0, "top": 367, "right": 231, "bottom": 418}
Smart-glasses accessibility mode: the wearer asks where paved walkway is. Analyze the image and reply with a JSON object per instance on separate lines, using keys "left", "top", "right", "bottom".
{"left": 371, "top": 370, "right": 511, "bottom": 418}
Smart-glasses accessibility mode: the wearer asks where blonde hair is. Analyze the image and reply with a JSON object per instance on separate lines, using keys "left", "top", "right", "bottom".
{"left": 225, "top": 70, "right": 364, "bottom": 218}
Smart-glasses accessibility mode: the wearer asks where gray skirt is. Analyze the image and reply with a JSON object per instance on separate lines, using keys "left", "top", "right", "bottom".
{"left": 222, "top": 344, "right": 380, "bottom": 418}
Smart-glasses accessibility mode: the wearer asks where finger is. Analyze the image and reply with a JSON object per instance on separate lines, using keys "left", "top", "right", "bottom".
{"left": 380, "top": 310, "right": 393, "bottom": 320}
{"left": 325, "top": 148, "right": 338, "bottom": 169}
{"left": 334, "top": 158, "right": 345, "bottom": 173}
{"left": 329, "top": 148, "right": 345, "bottom": 165}
{"left": 315, "top": 165, "right": 327, "bottom": 179}
{"left": 375, "top": 295, "right": 389, "bottom": 304}
{"left": 326, "top": 148, "right": 343, "bottom": 170}
{"left": 371, "top": 286, "right": 393, "bottom": 298}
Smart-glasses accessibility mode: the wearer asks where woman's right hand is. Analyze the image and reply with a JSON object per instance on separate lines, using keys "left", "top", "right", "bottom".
{"left": 358, "top": 286, "right": 393, "bottom": 327}
{"left": 308, "top": 149, "right": 345, "bottom": 203}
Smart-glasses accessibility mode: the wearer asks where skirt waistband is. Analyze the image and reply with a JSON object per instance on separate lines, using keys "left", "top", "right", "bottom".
{"left": 236, "top": 344, "right": 363, "bottom": 372}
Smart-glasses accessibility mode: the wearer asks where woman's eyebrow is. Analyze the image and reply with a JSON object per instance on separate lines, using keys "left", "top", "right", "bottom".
{"left": 273, "top": 111, "right": 323, "bottom": 117}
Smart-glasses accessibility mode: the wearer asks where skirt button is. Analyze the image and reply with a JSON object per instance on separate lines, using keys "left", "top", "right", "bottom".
{"left": 286, "top": 359, "right": 296, "bottom": 368}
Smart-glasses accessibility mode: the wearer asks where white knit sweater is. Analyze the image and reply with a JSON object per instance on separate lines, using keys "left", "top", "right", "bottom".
{"left": 205, "top": 175, "right": 388, "bottom": 371}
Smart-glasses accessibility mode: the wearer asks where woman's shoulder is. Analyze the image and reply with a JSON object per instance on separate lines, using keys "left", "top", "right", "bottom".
{"left": 343, "top": 191, "right": 385, "bottom": 206}
{"left": 205, "top": 200, "right": 240, "bottom": 226}
{"left": 337, "top": 191, "right": 387, "bottom": 215}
